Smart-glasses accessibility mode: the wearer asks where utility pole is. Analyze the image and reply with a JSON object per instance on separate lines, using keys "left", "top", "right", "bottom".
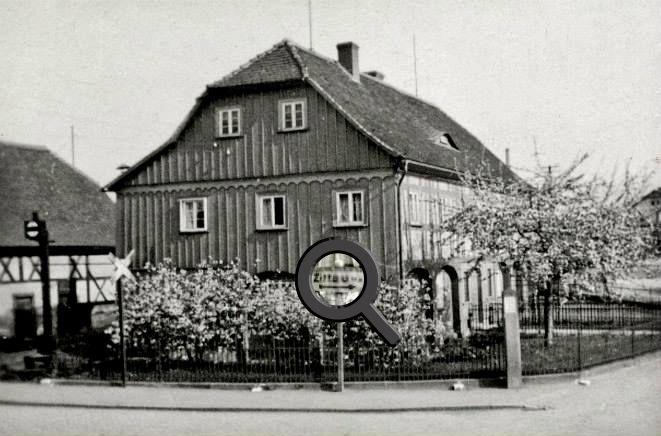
{"left": 413, "top": 34, "right": 418, "bottom": 97}
{"left": 70, "top": 125, "right": 75, "bottom": 167}
{"left": 308, "top": 0, "right": 313, "bottom": 49}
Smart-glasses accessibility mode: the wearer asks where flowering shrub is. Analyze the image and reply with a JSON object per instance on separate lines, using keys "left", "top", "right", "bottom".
{"left": 107, "top": 259, "right": 444, "bottom": 363}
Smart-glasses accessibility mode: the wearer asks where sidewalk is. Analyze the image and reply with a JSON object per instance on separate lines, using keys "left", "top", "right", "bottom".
{"left": 0, "top": 353, "right": 658, "bottom": 413}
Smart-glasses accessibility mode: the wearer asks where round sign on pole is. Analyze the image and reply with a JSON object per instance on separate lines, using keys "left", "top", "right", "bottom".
{"left": 25, "top": 221, "right": 40, "bottom": 239}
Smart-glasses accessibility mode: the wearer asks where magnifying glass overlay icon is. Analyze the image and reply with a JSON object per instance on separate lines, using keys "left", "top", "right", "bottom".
{"left": 295, "top": 238, "right": 402, "bottom": 346}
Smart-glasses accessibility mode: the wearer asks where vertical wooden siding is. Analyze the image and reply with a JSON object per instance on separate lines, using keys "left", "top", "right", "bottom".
{"left": 126, "top": 84, "right": 392, "bottom": 187}
{"left": 118, "top": 174, "right": 399, "bottom": 280}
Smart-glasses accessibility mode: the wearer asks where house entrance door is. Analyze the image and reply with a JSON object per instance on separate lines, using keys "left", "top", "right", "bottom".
{"left": 13, "top": 295, "right": 37, "bottom": 340}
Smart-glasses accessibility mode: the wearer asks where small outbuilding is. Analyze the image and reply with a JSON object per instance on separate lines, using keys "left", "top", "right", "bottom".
{"left": 0, "top": 140, "right": 115, "bottom": 342}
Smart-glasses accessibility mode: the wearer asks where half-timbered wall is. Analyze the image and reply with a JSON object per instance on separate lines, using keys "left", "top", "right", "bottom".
{"left": 400, "top": 174, "right": 467, "bottom": 266}
{"left": 123, "top": 84, "right": 393, "bottom": 187}
{"left": 117, "top": 171, "right": 399, "bottom": 281}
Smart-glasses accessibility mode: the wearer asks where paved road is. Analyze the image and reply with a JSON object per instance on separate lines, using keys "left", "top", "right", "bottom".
{"left": 1, "top": 358, "right": 660, "bottom": 435}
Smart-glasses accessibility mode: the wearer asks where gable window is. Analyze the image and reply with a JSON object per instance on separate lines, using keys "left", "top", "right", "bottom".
{"left": 179, "top": 198, "right": 207, "bottom": 232}
{"left": 216, "top": 107, "right": 241, "bottom": 137}
{"left": 257, "top": 195, "right": 287, "bottom": 230}
{"left": 409, "top": 192, "right": 422, "bottom": 226}
{"left": 335, "top": 191, "right": 365, "bottom": 227}
{"left": 279, "top": 99, "right": 307, "bottom": 131}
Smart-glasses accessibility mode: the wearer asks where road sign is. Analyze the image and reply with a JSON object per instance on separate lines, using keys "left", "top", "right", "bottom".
{"left": 24, "top": 219, "right": 42, "bottom": 241}
{"left": 109, "top": 250, "right": 136, "bottom": 284}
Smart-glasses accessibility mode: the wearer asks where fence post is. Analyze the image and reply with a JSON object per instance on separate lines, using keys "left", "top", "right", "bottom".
{"left": 631, "top": 321, "right": 635, "bottom": 357}
{"left": 502, "top": 275, "right": 522, "bottom": 388}
{"left": 577, "top": 302, "right": 582, "bottom": 372}
{"left": 337, "top": 322, "right": 344, "bottom": 392}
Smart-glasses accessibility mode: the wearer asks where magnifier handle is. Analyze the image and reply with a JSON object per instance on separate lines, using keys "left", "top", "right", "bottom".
{"left": 362, "top": 305, "right": 402, "bottom": 347}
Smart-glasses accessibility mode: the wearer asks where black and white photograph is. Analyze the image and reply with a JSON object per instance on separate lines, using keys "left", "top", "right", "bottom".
{"left": 1, "top": 1, "right": 660, "bottom": 435}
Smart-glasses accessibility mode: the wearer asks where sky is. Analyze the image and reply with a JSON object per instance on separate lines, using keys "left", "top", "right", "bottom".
{"left": 1, "top": 0, "right": 660, "bottom": 191}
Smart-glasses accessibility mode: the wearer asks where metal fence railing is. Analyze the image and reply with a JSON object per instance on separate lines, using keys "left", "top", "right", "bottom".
{"left": 55, "top": 332, "right": 506, "bottom": 384}
{"left": 519, "top": 301, "right": 661, "bottom": 375}
{"left": 40, "top": 300, "right": 661, "bottom": 384}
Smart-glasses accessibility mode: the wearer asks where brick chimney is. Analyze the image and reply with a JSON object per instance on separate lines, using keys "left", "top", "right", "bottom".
{"left": 337, "top": 42, "right": 360, "bottom": 81}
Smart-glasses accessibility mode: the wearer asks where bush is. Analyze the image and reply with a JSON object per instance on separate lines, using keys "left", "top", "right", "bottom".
{"left": 106, "top": 259, "right": 445, "bottom": 364}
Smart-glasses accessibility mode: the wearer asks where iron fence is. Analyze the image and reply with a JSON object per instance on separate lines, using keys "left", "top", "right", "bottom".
{"left": 56, "top": 333, "right": 506, "bottom": 384}
{"left": 49, "top": 300, "right": 661, "bottom": 384}
{"left": 519, "top": 301, "right": 661, "bottom": 375}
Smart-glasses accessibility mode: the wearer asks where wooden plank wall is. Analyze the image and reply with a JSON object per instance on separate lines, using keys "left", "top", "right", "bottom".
{"left": 117, "top": 173, "right": 399, "bottom": 281}
{"left": 126, "top": 84, "right": 392, "bottom": 187}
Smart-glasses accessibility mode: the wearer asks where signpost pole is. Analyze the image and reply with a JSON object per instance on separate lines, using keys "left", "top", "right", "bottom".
{"left": 108, "top": 250, "right": 134, "bottom": 388}
{"left": 117, "top": 278, "right": 127, "bottom": 387}
{"left": 337, "top": 321, "right": 344, "bottom": 392}
{"left": 25, "top": 211, "right": 55, "bottom": 354}
{"left": 39, "top": 221, "right": 54, "bottom": 352}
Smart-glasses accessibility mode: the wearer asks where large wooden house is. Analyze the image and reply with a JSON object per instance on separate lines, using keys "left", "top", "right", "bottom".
{"left": 105, "top": 40, "right": 520, "bottom": 335}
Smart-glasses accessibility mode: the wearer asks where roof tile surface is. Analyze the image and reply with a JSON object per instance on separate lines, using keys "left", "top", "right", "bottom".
{"left": 0, "top": 141, "right": 115, "bottom": 248}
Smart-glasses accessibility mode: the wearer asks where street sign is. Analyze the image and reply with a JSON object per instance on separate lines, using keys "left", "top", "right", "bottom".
{"left": 24, "top": 219, "right": 42, "bottom": 241}
{"left": 109, "top": 249, "right": 136, "bottom": 284}
{"left": 23, "top": 212, "right": 53, "bottom": 352}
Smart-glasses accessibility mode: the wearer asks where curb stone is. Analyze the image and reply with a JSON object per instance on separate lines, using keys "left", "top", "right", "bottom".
{"left": 0, "top": 399, "right": 547, "bottom": 413}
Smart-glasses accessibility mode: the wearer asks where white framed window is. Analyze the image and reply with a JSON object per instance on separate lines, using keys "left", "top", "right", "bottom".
{"left": 409, "top": 191, "right": 422, "bottom": 226}
{"left": 216, "top": 107, "right": 241, "bottom": 137}
{"left": 257, "top": 195, "right": 287, "bottom": 230}
{"left": 179, "top": 198, "right": 207, "bottom": 232}
{"left": 279, "top": 99, "right": 307, "bottom": 131}
{"left": 334, "top": 190, "right": 365, "bottom": 227}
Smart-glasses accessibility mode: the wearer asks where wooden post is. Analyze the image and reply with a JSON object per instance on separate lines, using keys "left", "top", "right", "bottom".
{"left": 117, "top": 278, "right": 127, "bottom": 387}
{"left": 501, "top": 265, "right": 522, "bottom": 388}
{"left": 337, "top": 322, "right": 344, "bottom": 392}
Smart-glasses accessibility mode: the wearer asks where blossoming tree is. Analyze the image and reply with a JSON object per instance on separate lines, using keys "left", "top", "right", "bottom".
{"left": 441, "top": 156, "right": 654, "bottom": 345}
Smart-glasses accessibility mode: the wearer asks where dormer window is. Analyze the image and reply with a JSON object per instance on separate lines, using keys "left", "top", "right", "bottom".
{"left": 437, "top": 133, "right": 458, "bottom": 150}
{"left": 279, "top": 99, "right": 307, "bottom": 131}
{"left": 216, "top": 107, "right": 241, "bottom": 137}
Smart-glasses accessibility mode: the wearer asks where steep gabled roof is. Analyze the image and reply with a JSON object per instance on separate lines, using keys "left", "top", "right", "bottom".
{"left": 106, "top": 39, "right": 517, "bottom": 190}
{"left": 209, "top": 42, "right": 303, "bottom": 88}
{"left": 0, "top": 141, "right": 115, "bottom": 248}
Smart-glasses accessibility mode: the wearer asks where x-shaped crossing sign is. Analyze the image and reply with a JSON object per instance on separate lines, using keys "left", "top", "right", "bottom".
{"left": 109, "top": 249, "right": 136, "bottom": 284}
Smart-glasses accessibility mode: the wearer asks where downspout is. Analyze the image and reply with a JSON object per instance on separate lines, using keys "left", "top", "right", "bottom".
{"left": 395, "top": 159, "right": 408, "bottom": 282}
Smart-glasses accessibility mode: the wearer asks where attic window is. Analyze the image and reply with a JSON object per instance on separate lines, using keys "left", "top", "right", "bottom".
{"left": 437, "top": 133, "right": 458, "bottom": 150}
{"left": 216, "top": 107, "right": 241, "bottom": 137}
{"left": 279, "top": 99, "right": 307, "bottom": 131}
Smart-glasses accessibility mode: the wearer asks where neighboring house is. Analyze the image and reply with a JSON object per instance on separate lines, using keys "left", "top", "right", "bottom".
{"left": 105, "top": 40, "right": 520, "bottom": 335}
{"left": 0, "top": 141, "right": 115, "bottom": 341}
{"left": 635, "top": 187, "right": 661, "bottom": 251}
